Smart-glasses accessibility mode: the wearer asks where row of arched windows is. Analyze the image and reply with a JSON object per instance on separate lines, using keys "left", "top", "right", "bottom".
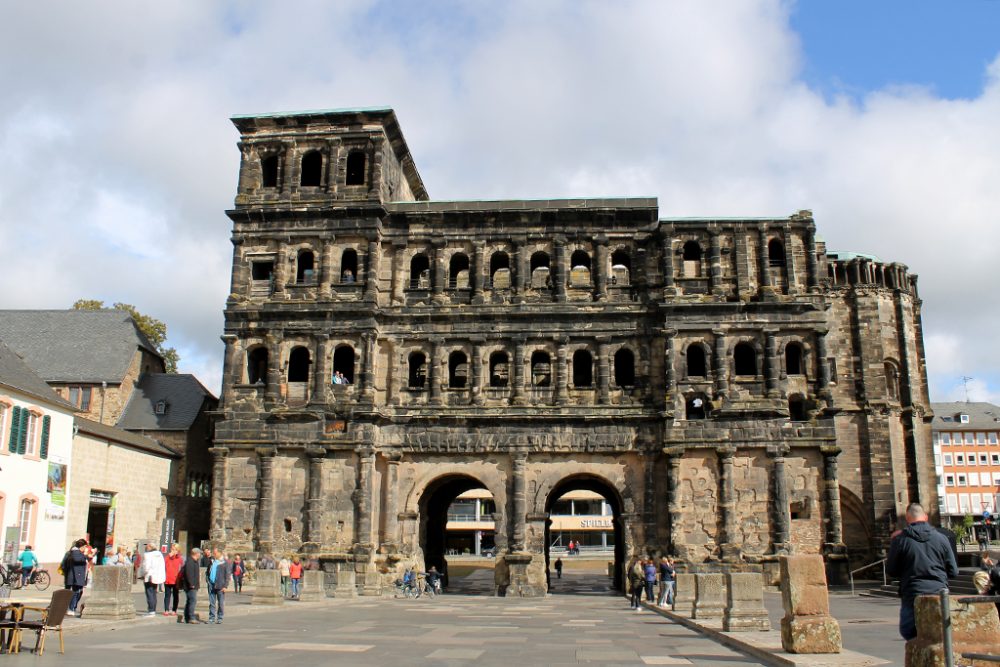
{"left": 683, "top": 342, "right": 806, "bottom": 378}
{"left": 245, "top": 345, "right": 357, "bottom": 386}
{"left": 259, "top": 149, "right": 366, "bottom": 189}
{"left": 678, "top": 238, "right": 787, "bottom": 276}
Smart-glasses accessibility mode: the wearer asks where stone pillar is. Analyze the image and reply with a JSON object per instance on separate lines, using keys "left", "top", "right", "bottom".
{"left": 511, "top": 452, "right": 527, "bottom": 551}
{"left": 661, "top": 232, "right": 676, "bottom": 296}
{"left": 471, "top": 241, "right": 485, "bottom": 302}
{"left": 805, "top": 225, "right": 819, "bottom": 292}
{"left": 84, "top": 566, "right": 136, "bottom": 619}
{"left": 693, "top": 572, "right": 726, "bottom": 619}
{"left": 779, "top": 555, "right": 842, "bottom": 654}
{"left": 252, "top": 569, "right": 285, "bottom": 606}
{"left": 663, "top": 329, "right": 676, "bottom": 401}
{"left": 821, "top": 445, "right": 848, "bottom": 584}
{"left": 304, "top": 447, "right": 326, "bottom": 551}
{"left": 758, "top": 224, "right": 772, "bottom": 295}
{"left": 672, "top": 572, "right": 696, "bottom": 617}
{"left": 382, "top": 454, "right": 401, "bottom": 548}
{"left": 360, "top": 332, "right": 376, "bottom": 402}
{"left": 713, "top": 332, "right": 728, "bottom": 398}
{"left": 783, "top": 224, "right": 798, "bottom": 293}
{"left": 219, "top": 334, "right": 239, "bottom": 406}
{"left": 770, "top": 445, "right": 791, "bottom": 555}
{"left": 905, "top": 593, "right": 1000, "bottom": 666}
{"left": 355, "top": 449, "right": 376, "bottom": 548}
{"left": 718, "top": 446, "right": 740, "bottom": 561}
{"left": 765, "top": 330, "right": 779, "bottom": 397}
{"left": 723, "top": 572, "right": 771, "bottom": 631}
{"left": 312, "top": 334, "right": 331, "bottom": 405}
{"left": 209, "top": 446, "right": 229, "bottom": 543}
{"left": 471, "top": 340, "right": 484, "bottom": 405}
{"left": 666, "top": 450, "right": 684, "bottom": 555}
{"left": 298, "top": 570, "right": 326, "bottom": 602}
{"left": 512, "top": 239, "right": 527, "bottom": 295}
{"left": 391, "top": 241, "right": 407, "bottom": 304}
{"left": 595, "top": 235, "right": 609, "bottom": 301}
{"left": 364, "top": 238, "right": 380, "bottom": 302}
{"left": 319, "top": 240, "right": 334, "bottom": 298}
{"left": 273, "top": 245, "right": 288, "bottom": 297}
{"left": 708, "top": 230, "right": 723, "bottom": 296}
{"left": 432, "top": 239, "right": 446, "bottom": 303}
{"left": 512, "top": 337, "right": 527, "bottom": 405}
{"left": 429, "top": 338, "right": 442, "bottom": 405}
{"left": 330, "top": 556, "right": 358, "bottom": 598}
{"left": 265, "top": 334, "right": 281, "bottom": 403}
{"left": 597, "top": 338, "right": 611, "bottom": 405}
{"left": 553, "top": 235, "right": 567, "bottom": 301}
{"left": 815, "top": 329, "right": 831, "bottom": 395}
{"left": 255, "top": 447, "right": 276, "bottom": 552}
{"left": 554, "top": 339, "right": 569, "bottom": 406}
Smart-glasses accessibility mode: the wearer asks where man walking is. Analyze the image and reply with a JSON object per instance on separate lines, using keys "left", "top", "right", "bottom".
{"left": 139, "top": 542, "right": 166, "bottom": 617}
{"left": 207, "top": 547, "right": 232, "bottom": 624}
{"left": 886, "top": 503, "right": 959, "bottom": 640}
{"left": 61, "top": 539, "right": 89, "bottom": 617}
{"left": 554, "top": 557, "right": 563, "bottom": 579}
{"left": 180, "top": 547, "right": 204, "bottom": 624}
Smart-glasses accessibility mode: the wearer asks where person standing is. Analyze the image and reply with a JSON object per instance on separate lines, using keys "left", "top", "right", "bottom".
{"left": 180, "top": 547, "right": 204, "bottom": 624}
{"left": 886, "top": 503, "right": 959, "bottom": 640}
{"left": 554, "top": 557, "right": 563, "bottom": 579}
{"left": 207, "top": 548, "right": 232, "bottom": 624}
{"left": 17, "top": 545, "right": 38, "bottom": 587}
{"left": 231, "top": 554, "right": 245, "bottom": 594}
{"left": 139, "top": 542, "right": 166, "bottom": 617}
{"left": 163, "top": 543, "right": 184, "bottom": 616}
{"left": 278, "top": 555, "right": 291, "bottom": 597}
{"left": 288, "top": 555, "right": 303, "bottom": 599}
{"left": 657, "top": 556, "right": 675, "bottom": 607}
{"left": 61, "top": 539, "right": 88, "bottom": 616}
{"left": 628, "top": 556, "right": 643, "bottom": 611}
{"left": 643, "top": 559, "right": 657, "bottom": 604}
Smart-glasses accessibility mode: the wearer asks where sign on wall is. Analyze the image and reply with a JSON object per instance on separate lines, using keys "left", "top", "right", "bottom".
{"left": 47, "top": 462, "right": 68, "bottom": 507}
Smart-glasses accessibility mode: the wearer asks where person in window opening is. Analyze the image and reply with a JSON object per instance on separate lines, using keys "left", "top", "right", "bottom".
{"left": 18, "top": 545, "right": 38, "bottom": 587}
{"left": 332, "top": 371, "right": 351, "bottom": 385}
{"left": 342, "top": 269, "right": 355, "bottom": 283}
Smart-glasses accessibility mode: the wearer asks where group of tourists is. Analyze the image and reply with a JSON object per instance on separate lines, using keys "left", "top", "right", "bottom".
{"left": 332, "top": 371, "right": 351, "bottom": 385}
{"left": 257, "top": 553, "right": 318, "bottom": 599}
{"left": 626, "top": 555, "right": 675, "bottom": 611}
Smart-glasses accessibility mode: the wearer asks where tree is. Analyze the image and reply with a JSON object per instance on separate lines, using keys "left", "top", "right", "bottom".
{"left": 73, "top": 299, "right": 180, "bottom": 373}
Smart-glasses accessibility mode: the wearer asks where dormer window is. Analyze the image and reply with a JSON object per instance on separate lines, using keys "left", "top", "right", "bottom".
{"left": 155, "top": 400, "right": 168, "bottom": 415}
{"left": 959, "top": 414, "right": 970, "bottom": 424}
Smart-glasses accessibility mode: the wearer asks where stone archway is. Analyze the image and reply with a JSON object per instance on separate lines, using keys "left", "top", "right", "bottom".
{"left": 840, "top": 486, "right": 873, "bottom": 566}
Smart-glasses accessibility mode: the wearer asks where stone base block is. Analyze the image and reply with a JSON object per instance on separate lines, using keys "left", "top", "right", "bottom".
{"left": 252, "top": 569, "right": 284, "bottom": 605}
{"left": 780, "top": 615, "right": 842, "bottom": 654}
{"left": 84, "top": 566, "right": 135, "bottom": 620}
{"left": 502, "top": 553, "right": 546, "bottom": 597}
{"left": 723, "top": 609, "right": 771, "bottom": 632}
{"left": 693, "top": 573, "right": 725, "bottom": 620}
{"left": 298, "top": 570, "right": 325, "bottom": 602}
{"left": 724, "top": 572, "right": 770, "bottom": 632}
{"left": 905, "top": 593, "right": 1000, "bottom": 666}
{"left": 672, "top": 573, "right": 696, "bottom": 617}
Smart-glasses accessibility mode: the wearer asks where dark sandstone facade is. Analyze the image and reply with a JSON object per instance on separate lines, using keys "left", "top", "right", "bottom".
{"left": 212, "top": 108, "right": 934, "bottom": 595}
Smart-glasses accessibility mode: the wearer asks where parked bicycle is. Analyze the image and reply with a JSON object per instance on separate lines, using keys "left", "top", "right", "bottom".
{"left": 10, "top": 564, "right": 51, "bottom": 591}
{"left": 0, "top": 563, "right": 16, "bottom": 597}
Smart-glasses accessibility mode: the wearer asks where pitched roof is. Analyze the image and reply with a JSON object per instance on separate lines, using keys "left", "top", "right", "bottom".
{"left": 75, "top": 417, "right": 179, "bottom": 458}
{"left": 930, "top": 402, "right": 1000, "bottom": 430}
{"left": 0, "top": 338, "right": 76, "bottom": 410}
{"left": 116, "top": 373, "right": 217, "bottom": 431}
{"left": 0, "top": 310, "right": 161, "bottom": 383}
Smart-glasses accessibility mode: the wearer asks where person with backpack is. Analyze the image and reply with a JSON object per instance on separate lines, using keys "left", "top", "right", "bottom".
{"left": 61, "top": 539, "right": 89, "bottom": 616}
{"left": 628, "top": 556, "right": 643, "bottom": 611}
{"left": 207, "top": 548, "right": 232, "bottom": 624}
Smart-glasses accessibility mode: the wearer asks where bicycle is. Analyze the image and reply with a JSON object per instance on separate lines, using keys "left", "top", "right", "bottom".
{"left": 0, "top": 563, "right": 18, "bottom": 598}
{"left": 393, "top": 578, "right": 420, "bottom": 599}
{"left": 10, "top": 565, "right": 51, "bottom": 591}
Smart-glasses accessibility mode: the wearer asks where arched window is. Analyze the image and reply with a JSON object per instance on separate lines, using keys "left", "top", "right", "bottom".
{"left": 490, "top": 251, "right": 511, "bottom": 289}
{"left": 682, "top": 241, "right": 702, "bottom": 277}
{"left": 572, "top": 350, "right": 593, "bottom": 388}
{"left": 247, "top": 347, "right": 268, "bottom": 385}
{"left": 530, "top": 252, "right": 550, "bottom": 289}
{"left": 449, "top": 253, "right": 470, "bottom": 289}
{"left": 261, "top": 154, "right": 279, "bottom": 188}
{"left": 611, "top": 249, "right": 631, "bottom": 286}
{"left": 570, "top": 250, "right": 591, "bottom": 270}
{"left": 768, "top": 239, "right": 785, "bottom": 267}
{"left": 686, "top": 345, "right": 707, "bottom": 378}
{"left": 570, "top": 250, "right": 591, "bottom": 287}
{"left": 410, "top": 253, "right": 430, "bottom": 289}
{"left": 785, "top": 343, "right": 804, "bottom": 376}
{"left": 340, "top": 249, "right": 358, "bottom": 283}
{"left": 531, "top": 351, "right": 551, "bottom": 387}
{"left": 300, "top": 150, "right": 322, "bottom": 187}
{"left": 18, "top": 497, "right": 36, "bottom": 546}
{"left": 287, "top": 347, "right": 310, "bottom": 383}
{"left": 885, "top": 362, "right": 900, "bottom": 401}
{"left": 296, "top": 250, "right": 315, "bottom": 283}
{"left": 333, "top": 345, "right": 355, "bottom": 384}
{"left": 489, "top": 351, "right": 509, "bottom": 387}
{"left": 686, "top": 394, "right": 707, "bottom": 420}
{"left": 346, "top": 150, "right": 366, "bottom": 185}
{"left": 408, "top": 352, "right": 427, "bottom": 389}
{"left": 734, "top": 343, "right": 757, "bottom": 376}
{"left": 449, "top": 351, "right": 468, "bottom": 388}
{"left": 788, "top": 395, "right": 807, "bottom": 422}
{"left": 614, "top": 348, "right": 635, "bottom": 387}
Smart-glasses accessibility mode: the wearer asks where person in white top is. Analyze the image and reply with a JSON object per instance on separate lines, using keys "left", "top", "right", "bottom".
{"left": 139, "top": 542, "right": 167, "bottom": 617}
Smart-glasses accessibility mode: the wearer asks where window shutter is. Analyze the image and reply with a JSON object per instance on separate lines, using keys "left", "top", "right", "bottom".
{"left": 40, "top": 415, "right": 51, "bottom": 459}
{"left": 7, "top": 406, "right": 20, "bottom": 453}
{"left": 17, "top": 409, "right": 28, "bottom": 454}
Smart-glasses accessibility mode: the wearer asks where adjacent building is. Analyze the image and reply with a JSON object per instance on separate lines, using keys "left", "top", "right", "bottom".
{"left": 932, "top": 401, "right": 1000, "bottom": 533}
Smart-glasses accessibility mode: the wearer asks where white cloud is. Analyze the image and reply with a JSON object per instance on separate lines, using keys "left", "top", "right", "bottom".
{"left": 0, "top": 0, "right": 997, "bottom": 403}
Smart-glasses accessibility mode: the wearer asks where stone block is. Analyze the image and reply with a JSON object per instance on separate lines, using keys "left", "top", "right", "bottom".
{"left": 252, "top": 569, "right": 284, "bottom": 605}
{"left": 298, "top": 570, "right": 325, "bottom": 602}
{"left": 83, "top": 566, "right": 135, "bottom": 620}
{"left": 672, "top": 573, "right": 696, "bottom": 617}
{"left": 723, "top": 572, "right": 770, "bottom": 632}
{"left": 693, "top": 573, "right": 725, "bottom": 620}
{"left": 905, "top": 594, "right": 1000, "bottom": 666}
{"left": 779, "top": 555, "right": 841, "bottom": 654}
{"left": 333, "top": 561, "right": 358, "bottom": 598}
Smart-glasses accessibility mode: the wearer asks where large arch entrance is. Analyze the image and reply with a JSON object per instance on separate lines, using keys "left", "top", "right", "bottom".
{"left": 419, "top": 474, "right": 496, "bottom": 594}
{"left": 544, "top": 475, "right": 625, "bottom": 595}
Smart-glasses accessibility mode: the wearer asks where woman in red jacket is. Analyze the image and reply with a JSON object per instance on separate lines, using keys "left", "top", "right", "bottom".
{"left": 163, "top": 543, "right": 184, "bottom": 616}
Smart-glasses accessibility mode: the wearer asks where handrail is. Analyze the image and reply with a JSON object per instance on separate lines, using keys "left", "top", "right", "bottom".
{"left": 849, "top": 558, "right": 888, "bottom": 596}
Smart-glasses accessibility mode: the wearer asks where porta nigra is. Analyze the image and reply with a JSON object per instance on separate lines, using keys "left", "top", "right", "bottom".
{"left": 212, "top": 108, "right": 935, "bottom": 595}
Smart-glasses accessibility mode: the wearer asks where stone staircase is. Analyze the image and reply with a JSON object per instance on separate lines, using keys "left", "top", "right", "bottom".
{"left": 860, "top": 566, "right": 982, "bottom": 598}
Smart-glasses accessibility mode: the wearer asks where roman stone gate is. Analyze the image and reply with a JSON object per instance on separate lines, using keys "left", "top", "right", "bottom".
{"left": 212, "top": 108, "right": 935, "bottom": 596}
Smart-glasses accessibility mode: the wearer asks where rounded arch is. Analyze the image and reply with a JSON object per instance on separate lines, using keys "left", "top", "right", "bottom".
{"left": 287, "top": 346, "right": 311, "bottom": 383}
{"left": 684, "top": 341, "right": 710, "bottom": 378}
{"left": 300, "top": 150, "right": 323, "bottom": 187}
{"left": 768, "top": 237, "right": 786, "bottom": 267}
{"left": 613, "top": 347, "right": 635, "bottom": 387}
{"left": 733, "top": 340, "right": 760, "bottom": 377}
{"left": 839, "top": 486, "right": 873, "bottom": 565}
{"left": 784, "top": 341, "right": 806, "bottom": 376}
{"left": 409, "top": 252, "right": 431, "bottom": 288}
{"left": 332, "top": 344, "right": 356, "bottom": 384}
{"left": 246, "top": 345, "right": 269, "bottom": 385}
{"left": 449, "top": 252, "right": 470, "bottom": 289}
{"left": 346, "top": 149, "right": 366, "bottom": 185}
{"left": 296, "top": 248, "right": 315, "bottom": 283}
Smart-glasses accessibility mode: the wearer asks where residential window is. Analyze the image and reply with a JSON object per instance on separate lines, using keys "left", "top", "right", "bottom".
{"left": 947, "top": 494, "right": 958, "bottom": 513}
{"left": 957, "top": 474, "right": 967, "bottom": 486}
{"left": 989, "top": 433, "right": 998, "bottom": 444}
{"left": 67, "top": 386, "right": 92, "bottom": 411}
{"left": 956, "top": 454, "right": 965, "bottom": 465}
{"left": 18, "top": 498, "right": 34, "bottom": 545}
{"left": 960, "top": 414, "right": 970, "bottom": 424}
{"left": 932, "top": 433, "right": 940, "bottom": 445}
{"left": 943, "top": 454, "right": 953, "bottom": 466}
{"left": 945, "top": 474, "right": 955, "bottom": 486}
{"left": 991, "top": 454, "right": 999, "bottom": 465}
{"left": 980, "top": 454, "right": 989, "bottom": 465}
{"left": 977, "top": 432, "right": 986, "bottom": 444}
{"left": 24, "top": 413, "right": 38, "bottom": 456}
{"left": 993, "top": 473, "right": 1000, "bottom": 486}
{"left": 959, "top": 494, "right": 971, "bottom": 512}
{"left": 966, "top": 433, "right": 975, "bottom": 444}
{"left": 971, "top": 492, "right": 983, "bottom": 509}
{"left": 967, "top": 453, "right": 976, "bottom": 465}
{"left": 969, "top": 472, "right": 980, "bottom": 486}
{"left": 942, "top": 433, "right": 951, "bottom": 445}
{"left": 0, "top": 403, "right": 7, "bottom": 441}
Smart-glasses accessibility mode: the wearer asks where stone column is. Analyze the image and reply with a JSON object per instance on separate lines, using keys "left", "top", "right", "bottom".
{"left": 319, "top": 240, "right": 335, "bottom": 298}
{"left": 554, "top": 338, "right": 569, "bottom": 406}
{"left": 815, "top": 329, "right": 831, "bottom": 401}
{"left": 708, "top": 230, "right": 723, "bottom": 296}
{"left": 758, "top": 224, "right": 772, "bottom": 295}
{"left": 553, "top": 235, "right": 567, "bottom": 301}
{"left": 779, "top": 555, "right": 842, "bottom": 654}
{"left": 360, "top": 332, "right": 375, "bottom": 403}
{"left": 770, "top": 445, "right": 791, "bottom": 554}
{"left": 355, "top": 449, "right": 376, "bottom": 548}
{"left": 209, "top": 446, "right": 229, "bottom": 543}
{"left": 597, "top": 337, "right": 611, "bottom": 404}
{"left": 595, "top": 235, "right": 609, "bottom": 301}
{"left": 364, "top": 238, "right": 380, "bottom": 302}
{"left": 664, "top": 329, "right": 676, "bottom": 401}
{"left": 470, "top": 340, "right": 484, "bottom": 405}
{"left": 513, "top": 237, "right": 528, "bottom": 296}
{"left": 220, "top": 334, "right": 239, "bottom": 407}
{"left": 718, "top": 446, "right": 740, "bottom": 561}
{"left": 391, "top": 241, "right": 407, "bottom": 304}
{"left": 511, "top": 452, "right": 527, "bottom": 551}
{"left": 713, "top": 332, "right": 729, "bottom": 397}
{"left": 661, "top": 231, "right": 676, "bottom": 296}
{"left": 273, "top": 245, "right": 288, "bottom": 297}
{"left": 432, "top": 239, "right": 446, "bottom": 302}
{"left": 304, "top": 447, "right": 326, "bottom": 551}
{"left": 666, "top": 450, "right": 684, "bottom": 555}
{"left": 765, "top": 330, "right": 779, "bottom": 397}
{"left": 822, "top": 446, "right": 844, "bottom": 546}
{"left": 783, "top": 223, "right": 798, "bottom": 293}
{"left": 312, "top": 334, "right": 331, "bottom": 405}
{"left": 512, "top": 337, "right": 527, "bottom": 405}
{"left": 429, "top": 338, "right": 442, "bottom": 405}
{"left": 471, "top": 241, "right": 485, "bottom": 302}
{"left": 382, "top": 454, "right": 401, "bottom": 548}
{"left": 255, "top": 447, "right": 277, "bottom": 552}
{"left": 265, "top": 333, "right": 281, "bottom": 403}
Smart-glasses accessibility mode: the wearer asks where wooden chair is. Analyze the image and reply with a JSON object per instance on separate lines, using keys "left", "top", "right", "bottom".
{"left": 16, "top": 588, "right": 73, "bottom": 655}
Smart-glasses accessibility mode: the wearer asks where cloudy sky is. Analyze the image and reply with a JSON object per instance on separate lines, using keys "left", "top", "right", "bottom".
{"left": 1, "top": 0, "right": 998, "bottom": 403}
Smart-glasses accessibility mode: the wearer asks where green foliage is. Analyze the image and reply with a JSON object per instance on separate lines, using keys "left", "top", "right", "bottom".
{"left": 960, "top": 513, "right": 975, "bottom": 540}
{"left": 73, "top": 299, "right": 180, "bottom": 373}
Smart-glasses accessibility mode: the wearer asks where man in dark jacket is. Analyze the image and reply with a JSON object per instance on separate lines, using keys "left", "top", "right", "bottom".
{"left": 62, "top": 539, "right": 89, "bottom": 616}
{"left": 180, "top": 548, "right": 203, "bottom": 624}
{"left": 886, "top": 503, "right": 959, "bottom": 640}
{"left": 207, "top": 547, "right": 232, "bottom": 624}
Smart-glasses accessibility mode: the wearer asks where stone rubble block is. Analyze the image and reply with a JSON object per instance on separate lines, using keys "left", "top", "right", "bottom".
{"left": 297, "top": 570, "right": 325, "bottom": 602}
{"left": 779, "top": 554, "right": 841, "bottom": 654}
{"left": 252, "top": 569, "right": 285, "bottom": 605}
{"left": 905, "top": 594, "right": 1000, "bottom": 667}
{"left": 723, "top": 571, "right": 771, "bottom": 632}
{"left": 693, "top": 573, "right": 726, "bottom": 620}
{"left": 672, "top": 573, "right": 696, "bottom": 617}
{"left": 83, "top": 566, "right": 136, "bottom": 620}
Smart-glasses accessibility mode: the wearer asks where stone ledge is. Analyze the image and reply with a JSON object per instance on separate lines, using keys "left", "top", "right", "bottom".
{"left": 639, "top": 600, "right": 889, "bottom": 667}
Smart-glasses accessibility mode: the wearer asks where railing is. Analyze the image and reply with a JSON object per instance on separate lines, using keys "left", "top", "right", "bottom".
{"left": 849, "top": 558, "right": 887, "bottom": 596}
